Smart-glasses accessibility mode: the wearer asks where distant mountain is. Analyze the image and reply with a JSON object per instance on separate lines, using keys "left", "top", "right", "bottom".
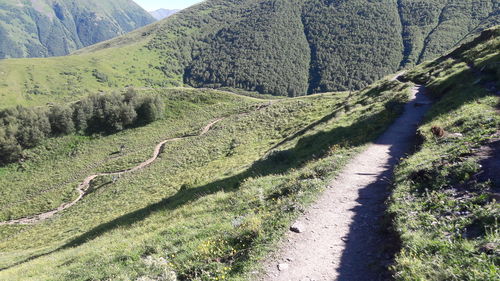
{"left": 0, "top": 0, "right": 498, "bottom": 105}
{"left": 0, "top": 0, "right": 156, "bottom": 58}
{"left": 150, "top": 8, "right": 180, "bottom": 20}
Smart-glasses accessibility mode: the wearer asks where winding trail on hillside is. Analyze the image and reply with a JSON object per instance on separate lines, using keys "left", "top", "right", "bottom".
{"left": 0, "top": 119, "right": 223, "bottom": 226}
{"left": 260, "top": 79, "right": 432, "bottom": 281}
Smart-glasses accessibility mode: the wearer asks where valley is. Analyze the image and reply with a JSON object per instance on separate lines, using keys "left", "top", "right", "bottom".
{"left": 0, "top": 0, "right": 498, "bottom": 108}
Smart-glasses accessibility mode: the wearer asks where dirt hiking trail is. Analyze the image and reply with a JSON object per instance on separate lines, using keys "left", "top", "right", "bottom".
{"left": 261, "top": 84, "right": 432, "bottom": 281}
{"left": 0, "top": 119, "right": 223, "bottom": 225}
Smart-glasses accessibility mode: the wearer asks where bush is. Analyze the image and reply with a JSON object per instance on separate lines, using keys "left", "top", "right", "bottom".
{"left": 0, "top": 127, "right": 22, "bottom": 165}
{"left": 92, "top": 69, "right": 109, "bottom": 83}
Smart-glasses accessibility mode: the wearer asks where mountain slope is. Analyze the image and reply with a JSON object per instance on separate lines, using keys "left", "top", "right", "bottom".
{"left": 150, "top": 9, "right": 179, "bottom": 20}
{"left": 0, "top": 0, "right": 155, "bottom": 58}
{"left": 0, "top": 0, "right": 497, "bottom": 106}
{"left": 185, "top": 0, "right": 311, "bottom": 96}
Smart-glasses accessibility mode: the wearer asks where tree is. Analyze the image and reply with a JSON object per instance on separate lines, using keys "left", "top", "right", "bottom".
{"left": 49, "top": 105, "right": 75, "bottom": 135}
{"left": 0, "top": 127, "right": 22, "bottom": 165}
{"left": 136, "top": 96, "right": 164, "bottom": 124}
{"left": 12, "top": 106, "right": 51, "bottom": 148}
{"left": 0, "top": 90, "right": 165, "bottom": 166}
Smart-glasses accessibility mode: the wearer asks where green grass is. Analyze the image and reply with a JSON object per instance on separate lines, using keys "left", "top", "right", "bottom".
{"left": 0, "top": 77, "right": 410, "bottom": 280}
{"left": 389, "top": 27, "right": 500, "bottom": 281}
{"left": 0, "top": 41, "right": 169, "bottom": 109}
{"left": 0, "top": 88, "right": 259, "bottom": 221}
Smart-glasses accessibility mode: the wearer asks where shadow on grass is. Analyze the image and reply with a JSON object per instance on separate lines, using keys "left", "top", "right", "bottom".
{"left": 269, "top": 81, "right": 400, "bottom": 153}
{"left": 410, "top": 61, "right": 498, "bottom": 126}
{"left": 336, "top": 86, "right": 432, "bottom": 280}
{"left": 62, "top": 109, "right": 397, "bottom": 247}
{"left": 0, "top": 101, "right": 404, "bottom": 272}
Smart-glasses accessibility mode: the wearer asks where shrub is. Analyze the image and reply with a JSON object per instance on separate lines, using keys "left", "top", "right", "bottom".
{"left": 92, "top": 69, "right": 109, "bottom": 83}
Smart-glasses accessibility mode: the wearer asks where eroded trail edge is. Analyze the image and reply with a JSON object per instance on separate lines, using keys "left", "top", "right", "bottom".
{"left": 261, "top": 84, "right": 432, "bottom": 281}
{"left": 0, "top": 119, "right": 223, "bottom": 225}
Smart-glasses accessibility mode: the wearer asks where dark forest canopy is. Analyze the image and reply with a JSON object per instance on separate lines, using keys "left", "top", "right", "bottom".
{"left": 149, "top": 0, "right": 499, "bottom": 96}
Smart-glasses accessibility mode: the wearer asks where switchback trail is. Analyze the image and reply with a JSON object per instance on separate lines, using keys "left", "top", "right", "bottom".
{"left": 261, "top": 83, "right": 432, "bottom": 281}
{"left": 0, "top": 119, "right": 223, "bottom": 225}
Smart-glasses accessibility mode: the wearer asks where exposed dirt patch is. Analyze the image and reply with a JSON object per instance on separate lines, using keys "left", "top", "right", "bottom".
{"left": 475, "top": 133, "right": 500, "bottom": 192}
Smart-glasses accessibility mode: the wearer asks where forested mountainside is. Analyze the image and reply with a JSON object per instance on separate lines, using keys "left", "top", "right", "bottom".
{"left": 0, "top": 0, "right": 498, "bottom": 107}
{"left": 150, "top": 9, "right": 179, "bottom": 20}
{"left": 0, "top": 0, "right": 155, "bottom": 58}
{"left": 158, "top": 0, "right": 500, "bottom": 94}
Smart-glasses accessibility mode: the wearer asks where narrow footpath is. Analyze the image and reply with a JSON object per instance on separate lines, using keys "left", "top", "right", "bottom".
{"left": 0, "top": 119, "right": 223, "bottom": 225}
{"left": 261, "top": 83, "right": 432, "bottom": 281}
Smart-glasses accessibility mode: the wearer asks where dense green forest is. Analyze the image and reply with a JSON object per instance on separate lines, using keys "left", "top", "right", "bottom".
{"left": 185, "top": 0, "right": 310, "bottom": 97}
{"left": 0, "top": 0, "right": 155, "bottom": 58}
{"left": 0, "top": 0, "right": 498, "bottom": 103}
{"left": 152, "top": 0, "right": 499, "bottom": 95}
{"left": 302, "top": 0, "right": 404, "bottom": 92}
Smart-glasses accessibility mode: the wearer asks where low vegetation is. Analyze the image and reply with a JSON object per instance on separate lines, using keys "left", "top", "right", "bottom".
{"left": 389, "top": 27, "right": 500, "bottom": 280}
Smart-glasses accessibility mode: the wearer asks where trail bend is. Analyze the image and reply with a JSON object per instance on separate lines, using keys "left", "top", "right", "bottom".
{"left": 0, "top": 118, "right": 223, "bottom": 226}
{"left": 260, "top": 82, "right": 432, "bottom": 281}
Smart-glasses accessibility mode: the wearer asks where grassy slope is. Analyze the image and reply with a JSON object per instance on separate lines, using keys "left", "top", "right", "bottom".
{"left": 0, "top": 41, "right": 166, "bottom": 108}
{"left": 389, "top": 27, "right": 500, "bottom": 280}
{"left": 0, "top": 77, "right": 411, "bottom": 280}
{"left": 0, "top": 88, "right": 258, "bottom": 221}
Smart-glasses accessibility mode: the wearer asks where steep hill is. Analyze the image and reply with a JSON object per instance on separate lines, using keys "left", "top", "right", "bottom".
{"left": 0, "top": 0, "right": 155, "bottom": 58}
{"left": 0, "top": 20, "right": 497, "bottom": 281}
{"left": 150, "top": 9, "right": 179, "bottom": 20}
{"left": 0, "top": 0, "right": 498, "bottom": 104}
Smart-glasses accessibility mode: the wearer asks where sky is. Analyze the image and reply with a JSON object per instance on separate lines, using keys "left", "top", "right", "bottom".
{"left": 134, "top": 0, "right": 204, "bottom": 11}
